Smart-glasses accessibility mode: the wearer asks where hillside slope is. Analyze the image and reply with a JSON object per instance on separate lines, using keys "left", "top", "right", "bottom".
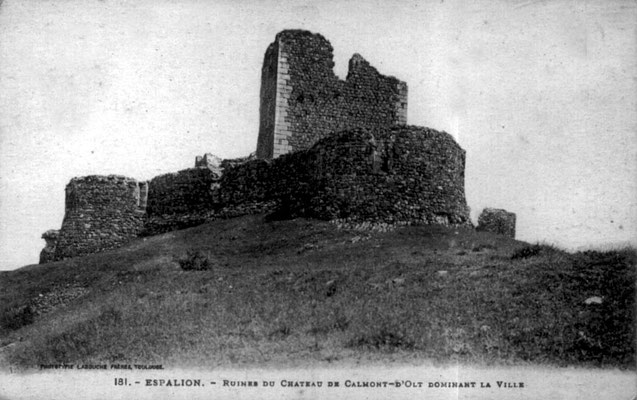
{"left": 0, "top": 215, "right": 634, "bottom": 370}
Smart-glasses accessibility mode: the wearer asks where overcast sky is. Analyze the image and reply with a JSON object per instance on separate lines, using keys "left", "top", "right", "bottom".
{"left": 1, "top": 0, "right": 635, "bottom": 270}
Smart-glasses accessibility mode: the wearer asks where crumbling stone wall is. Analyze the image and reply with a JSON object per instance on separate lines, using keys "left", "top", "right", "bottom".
{"left": 218, "top": 125, "right": 470, "bottom": 226}
{"left": 53, "top": 175, "right": 147, "bottom": 260}
{"left": 214, "top": 150, "right": 313, "bottom": 218}
{"left": 39, "top": 230, "right": 59, "bottom": 264}
{"left": 47, "top": 124, "right": 471, "bottom": 259}
{"left": 41, "top": 29, "right": 477, "bottom": 261}
{"left": 476, "top": 208, "right": 516, "bottom": 238}
{"left": 256, "top": 30, "right": 407, "bottom": 159}
{"left": 216, "top": 159, "right": 273, "bottom": 209}
{"left": 280, "top": 126, "right": 470, "bottom": 224}
{"left": 144, "top": 167, "right": 220, "bottom": 235}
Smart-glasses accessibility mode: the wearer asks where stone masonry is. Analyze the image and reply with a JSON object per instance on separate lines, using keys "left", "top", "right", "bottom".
{"left": 256, "top": 30, "right": 407, "bottom": 159}
{"left": 39, "top": 29, "right": 484, "bottom": 262}
{"left": 144, "top": 167, "right": 221, "bottom": 235}
{"left": 52, "top": 175, "right": 148, "bottom": 261}
{"left": 285, "top": 126, "right": 470, "bottom": 224}
{"left": 220, "top": 125, "right": 470, "bottom": 225}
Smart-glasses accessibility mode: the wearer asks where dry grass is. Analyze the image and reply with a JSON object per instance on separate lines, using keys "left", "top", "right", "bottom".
{"left": 0, "top": 215, "right": 634, "bottom": 370}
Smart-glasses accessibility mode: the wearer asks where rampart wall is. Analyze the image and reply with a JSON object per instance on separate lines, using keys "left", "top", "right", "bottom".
{"left": 287, "top": 126, "right": 470, "bottom": 224}
{"left": 143, "top": 168, "right": 220, "bottom": 235}
{"left": 45, "top": 124, "right": 471, "bottom": 261}
{"left": 256, "top": 30, "right": 407, "bottom": 159}
{"left": 214, "top": 125, "right": 470, "bottom": 225}
{"left": 53, "top": 176, "right": 147, "bottom": 261}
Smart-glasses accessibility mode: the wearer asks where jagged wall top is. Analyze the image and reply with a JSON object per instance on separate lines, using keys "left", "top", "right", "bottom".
{"left": 256, "top": 29, "right": 408, "bottom": 159}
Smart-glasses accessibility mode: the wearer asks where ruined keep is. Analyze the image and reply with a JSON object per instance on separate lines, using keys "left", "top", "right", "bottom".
{"left": 39, "top": 29, "right": 491, "bottom": 263}
{"left": 52, "top": 176, "right": 148, "bottom": 261}
{"left": 256, "top": 30, "right": 407, "bottom": 159}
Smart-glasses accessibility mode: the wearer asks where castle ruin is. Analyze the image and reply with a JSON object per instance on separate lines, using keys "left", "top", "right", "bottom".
{"left": 256, "top": 30, "right": 407, "bottom": 159}
{"left": 40, "top": 29, "right": 511, "bottom": 263}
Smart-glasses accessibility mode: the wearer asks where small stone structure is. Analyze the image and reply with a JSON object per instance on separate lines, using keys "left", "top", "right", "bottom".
{"left": 39, "top": 29, "right": 482, "bottom": 262}
{"left": 39, "top": 230, "right": 59, "bottom": 264}
{"left": 195, "top": 153, "right": 223, "bottom": 175}
{"left": 52, "top": 175, "right": 147, "bottom": 261}
{"left": 256, "top": 30, "right": 407, "bottom": 159}
{"left": 476, "top": 208, "right": 516, "bottom": 238}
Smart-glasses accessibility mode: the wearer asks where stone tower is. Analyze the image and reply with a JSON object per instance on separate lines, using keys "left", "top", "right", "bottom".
{"left": 53, "top": 175, "right": 148, "bottom": 260}
{"left": 256, "top": 30, "right": 408, "bottom": 159}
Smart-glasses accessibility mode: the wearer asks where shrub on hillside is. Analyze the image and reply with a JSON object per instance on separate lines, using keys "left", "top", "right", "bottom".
{"left": 1, "top": 305, "right": 34, "bottom": 330}
{"left": 174, "top": 250, "right": 212, "bottom": 271}
{"left": 511, "top": 244, "right": 543, "bottom": 259}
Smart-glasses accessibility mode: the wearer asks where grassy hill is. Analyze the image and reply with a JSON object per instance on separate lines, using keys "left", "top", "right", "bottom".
{"left": 0, "top": 215, "right": 634, "bottom": 370}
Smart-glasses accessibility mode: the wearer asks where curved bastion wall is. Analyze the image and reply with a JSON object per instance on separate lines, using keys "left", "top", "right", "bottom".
{"left": 287, "top": 125, "right": 470, "bottom": 224}
{"left": 223, "top": 125, "right": 470, "bottom": 225}
{"left": 52, "top": 175, "right": 148, "bottom": 261}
